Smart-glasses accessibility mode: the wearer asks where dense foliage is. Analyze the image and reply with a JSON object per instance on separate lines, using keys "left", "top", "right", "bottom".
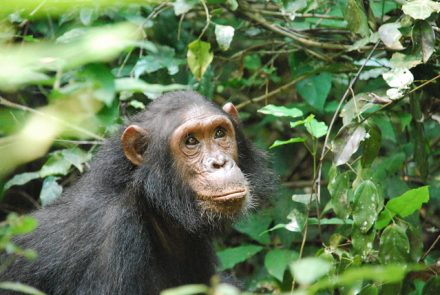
{"left": 0, "top": 0, "right": 439, "bottom": 294}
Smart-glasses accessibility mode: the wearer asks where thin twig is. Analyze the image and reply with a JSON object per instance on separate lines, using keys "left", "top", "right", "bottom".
{"left": 236, "top": 74, "right": 308, "bottom": 109}
{"left": 421, "top": 233, "right": 440, "bottom": 261}
{"left": 198, "top": 0, "right": 210, "bottom": 39}
{"left": 315, "top": 41, "right": 380, "bottom": 202}
{"left": 239, "top": 5, "right": 368, "bottom": 51}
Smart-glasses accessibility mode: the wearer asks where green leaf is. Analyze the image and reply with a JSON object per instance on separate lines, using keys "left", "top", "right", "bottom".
{"left": 40, "top": 153, "right": 72, "bottom": 177}
{"left": 133, "top": 45, "right": 182, "bottom": 77}
{"left": 375, "top": 208, "right": 395, "bottom": 230}
{"left": 285, "top": 203, "right": 307, "bottom": 232}
{"left": 377, "top": 186, "right": 430, "bottom": 229}
{"left": 129, "top": 100, "right": 145, "bottom": 110}
{"left": 217, "top": 245, "right": 263, "bottom": 270}
{"left": 269, "top": 137, "right": 305, "bottom": 149}
{"left": 353, "top": 180, "right": 380, "bottom": 233}
{"left": 215, "top": 25, "right": 234, "bottom": 51}
{"left": 40, "top": 176, "right": 63, "bottom": 207}
{"left": 345, "top": 0, "right": 370, "bottom": 37}
{"left": 82, "top": 64, "right": 115, "bottom": 106}
{"left": 310, "top": 264, "right": 423, "bottom": 292}
{"left": 4, "top": 172, "right": 40, "bottom": 190}
{"left": 412, "top": 20, "right": 435, "bottom": 63}
{"left": 8, "top": 214, "right": 38, "bottom": 235}
{"left": 305, "top": 118, "right": 328, "bottom": 139}
{"left": 0, "top": 282, "right": 45, "bottom": 295}
{"left": 62, "top": 148, "right": 91, "bottom": 173}
{"left": 243, "top": 54, "right": 261, "bottom": 70}
{"left": 352, "top": 227, "right": 376, "bottom": 257}
{"left": 379, "top": 224, "right": 410, "bottom": 264}
{"left": 390, "top": 53, "right": 422, "bottom": 69}
{"left": 292, "top": 193, "right": 316, "bottom": 205}
{"left": 258, "top": 104, "right": 303, "bottom": 118}
{"left": 361, "top": 124, "right": 381, "bottom": 167}
{"left": 296, "top": 72, "right": 332, "bottom": 111}
{"left": 387, "top": 186, "right": 429, "bottom": 217}
{"left": 161, "top": 284, "right": 208, "bottom": 295}
{"left": 402, "top": 0, "right": 440, "bottom": 20}
{"left": 264, "top": 249, "right": 297, "bottom": 281}
{"left": 187, "top": 40, "right": 213, "bottom": 81}
{"left": 234, "top": 213, "right": 272, "bottom": 244}
{"left": 328, "top": 171, "right": 351, "bottom": 219}
{"left": 290, "top": 257, "right": 332, "bottom": 285}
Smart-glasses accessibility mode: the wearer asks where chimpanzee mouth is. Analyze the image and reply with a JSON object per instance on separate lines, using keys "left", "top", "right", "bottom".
{"left": 211, "top": 189, "right": 247, "bottom": 201}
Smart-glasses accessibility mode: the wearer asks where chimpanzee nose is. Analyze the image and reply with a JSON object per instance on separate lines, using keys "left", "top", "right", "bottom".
{"left": 206, "top": 154, "right": 231, "bottom": 171}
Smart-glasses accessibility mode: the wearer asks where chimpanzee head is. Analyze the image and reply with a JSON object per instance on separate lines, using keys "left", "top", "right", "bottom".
{"left": 120, "top": 91, "right": 274, "bottom": 232}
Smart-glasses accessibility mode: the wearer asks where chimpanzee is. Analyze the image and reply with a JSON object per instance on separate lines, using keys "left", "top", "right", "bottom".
{"left": 0, "top": 91, "right": 274, "bottom": 295}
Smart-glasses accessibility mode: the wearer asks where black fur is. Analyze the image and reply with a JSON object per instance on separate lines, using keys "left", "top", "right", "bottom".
{"left": 0, "top": 91, "right": 274, "bottom": 295}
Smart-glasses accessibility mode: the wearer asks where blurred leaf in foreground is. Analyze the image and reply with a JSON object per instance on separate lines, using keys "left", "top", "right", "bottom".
{"left": 0, "top": 23, "right": 141, "bottom": 91}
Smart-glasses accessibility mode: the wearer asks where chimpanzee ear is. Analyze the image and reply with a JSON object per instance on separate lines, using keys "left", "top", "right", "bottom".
{"left": 222, "top": 102, "right": 239, "bottom": 122}
{"left": 121, "top": 125, "right": 148, "bottom": 166}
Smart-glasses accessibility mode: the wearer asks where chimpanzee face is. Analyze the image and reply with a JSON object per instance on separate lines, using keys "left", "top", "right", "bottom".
{"left": 169, "top": 108, "right": 249, "bottom": 216}
{"left": 120, "top": 102, "right": 250, "bottom": 218}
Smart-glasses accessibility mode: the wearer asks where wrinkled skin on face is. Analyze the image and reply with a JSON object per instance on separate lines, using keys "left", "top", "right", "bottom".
{"left": 169, "top": 108, "right": 249, "bottom": 216}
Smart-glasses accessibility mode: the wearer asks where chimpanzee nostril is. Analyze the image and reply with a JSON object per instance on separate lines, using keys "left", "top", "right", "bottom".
{"left": 207, "top": 154, "right": 229, "bottom": 170}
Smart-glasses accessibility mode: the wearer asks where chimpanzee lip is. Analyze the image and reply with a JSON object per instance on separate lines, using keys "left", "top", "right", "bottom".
{"left": 212, "top": 189, "right": 247, "bottom": 201}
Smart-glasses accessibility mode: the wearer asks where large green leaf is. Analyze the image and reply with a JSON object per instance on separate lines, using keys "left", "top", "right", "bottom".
{"left": 187, "top": 40, "right": 213, "bottom": 80}
{"left": 376, "top": 186, "right": 430, "bottom": 229}
{"left": 352, "top": 180, "right": 380, "bottom": 233}
{"left": 412, "top": 20, "right": 435, "bottom": 62}
{"left": 387, "top": 186, "right": 429, "bottom": 217}
{"left": 217, "top": 245, "right": 263, "bottom": 270}
{"left": 296, "top": 72, "right": 332, "bottom": 111}
{"left": 234, "top": 213, "right": 272, "bottom": 244}
{"left": 328, "top": 171, "right": 351, "bottom": 219}
{"left": 264, "top": 249, "right": 297, "bottom": 281}
{"left": 379, "top": 224, "right": 410, "bottom": 264}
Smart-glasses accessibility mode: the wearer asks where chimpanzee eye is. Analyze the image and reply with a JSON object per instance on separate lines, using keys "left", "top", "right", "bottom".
{"left": 214, "top": 127, "right": 226, "bottom": 139}
{"left": 185, "top": 134, "right": 199, "bottom": 146}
